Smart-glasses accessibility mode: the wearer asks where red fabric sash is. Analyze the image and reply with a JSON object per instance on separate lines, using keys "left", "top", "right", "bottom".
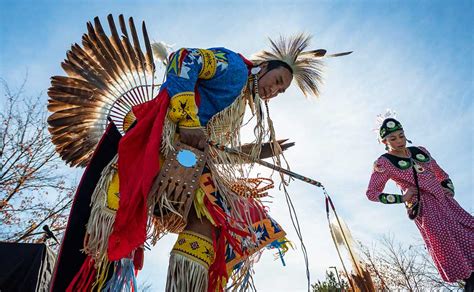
{"left": 66, "top": 256, "right": 96, "bottom": 292}
{"left": 238, "top": 53, "right": 255, "bottom": 73}
{"left": 108, "top": 90, "right": 170, "bottom": 261}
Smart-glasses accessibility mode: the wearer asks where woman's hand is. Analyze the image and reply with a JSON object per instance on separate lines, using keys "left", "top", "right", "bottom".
{"left": 444, "top": 188, "right": 455, "bottom": 198}
{"left": 179, "top": 127, "right": 208, "bottom": 150}
{"left": 403, "top": 187, "right": 418, "bottom": 202}
{"left": 441, "top": 179, "right": 455, "bottom": 198}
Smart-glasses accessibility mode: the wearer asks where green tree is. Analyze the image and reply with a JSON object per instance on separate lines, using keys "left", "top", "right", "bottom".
{"left": 312, "top": 270, "right": 349, "bottom": 292}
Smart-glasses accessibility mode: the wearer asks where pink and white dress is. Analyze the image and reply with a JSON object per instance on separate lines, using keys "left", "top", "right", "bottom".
{"left": 366, "top": 146, "right": 474, "bottom": 282}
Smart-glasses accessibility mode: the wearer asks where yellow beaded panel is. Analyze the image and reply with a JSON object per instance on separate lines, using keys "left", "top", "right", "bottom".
{"left": 169, "top": 91, "right": 201, "bottom": 128}
{"left": 106, "top": 170, "right": 120, "bottom": 211}
{"left": 172, "top": 230, "right": 214, "bottom": 269}
{"left": 198, "top": 49, "right": 217, "bottom": 80}
{"left": 107, "top": 156, "right": 165, "bottom": 214}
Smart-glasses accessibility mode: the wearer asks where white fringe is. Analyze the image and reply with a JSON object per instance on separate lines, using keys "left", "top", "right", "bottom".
{"left": 161, "top": 114, "right": 177, "bottom": 157}
{"left": 146, "top": 182, "right": 187, "bottom": 244}
{"left": 205, "top": 82, "right": 268, "bottom": 238}
{"left": 166, "top": 253, "right": 209, "bottom": 292}
{"left": 84, "top": 155, "right": 118, "bottom": 268}
{"left": 151, "top": 41, "right": 173, "bottom": 65}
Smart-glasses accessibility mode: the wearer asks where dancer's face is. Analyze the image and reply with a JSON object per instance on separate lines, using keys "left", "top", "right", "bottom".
{"left": 383, "top": 130, "right": 407, "bottom": 151}
{"left": 257, "top": 63, "right": 293, "bottom": 100}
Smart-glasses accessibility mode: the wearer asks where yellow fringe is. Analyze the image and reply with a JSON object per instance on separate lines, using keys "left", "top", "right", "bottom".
{"left": 228, "top": 258, "right": 253, "bottom": 291}
{"left": 91, "top": 260, "right": 112, "bottom": 291}
{"left": 264, "top": 101, "right": 292, "bottom": 186}
{"left": 193, "top": 188, "right": 216, "bottom": 226}
{"left": 277, "top": 237, "right": 294, "bottom": 254}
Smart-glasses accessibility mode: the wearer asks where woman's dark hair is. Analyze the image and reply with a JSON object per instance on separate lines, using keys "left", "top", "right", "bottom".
{"left": 265, "top": 60, "right": 293, "bottom": 74}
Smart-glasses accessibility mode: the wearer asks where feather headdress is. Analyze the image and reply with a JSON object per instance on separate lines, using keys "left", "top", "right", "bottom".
{"left": 252, "top": 33, "right": 352, "bottom": 97}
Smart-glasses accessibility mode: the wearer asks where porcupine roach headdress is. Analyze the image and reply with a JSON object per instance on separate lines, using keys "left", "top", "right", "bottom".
{"left": 251, "top": 33, "right": 352, "bottom": 97}
{"left": 248, "top": 34, "right": 352, "bottom": 187}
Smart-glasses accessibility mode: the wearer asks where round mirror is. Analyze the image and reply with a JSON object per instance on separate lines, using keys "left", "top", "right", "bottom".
{"left": 176, "top": 149, "right": 197, "bottom": 168}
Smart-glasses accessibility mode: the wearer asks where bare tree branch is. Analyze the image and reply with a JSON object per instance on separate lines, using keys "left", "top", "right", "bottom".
{"left": 13, "top": 198, "right": 73, "bottom": 242}
{"left": 0, "top": 77, "right": 76, "bottom": 247}
{"left": 358, "top": 234, "right": 461, "bottom": 291}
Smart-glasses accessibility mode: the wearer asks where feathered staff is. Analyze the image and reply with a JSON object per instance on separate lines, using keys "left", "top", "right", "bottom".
{"left": 210, "top": 142, "right": 376, "bottom": 291}
{"left": 326, "top": 196, "right": 376, "bottom": 292}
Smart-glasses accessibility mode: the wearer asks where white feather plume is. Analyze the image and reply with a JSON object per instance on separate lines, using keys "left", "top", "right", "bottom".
{"left": 151, "top": 41, "right": 174, "bottom": 65}
{"left": 330, "top": 216, "right": 364, "bottom": 276}
{"left": 374, "top": 108, "right": 398, "bottom": 142}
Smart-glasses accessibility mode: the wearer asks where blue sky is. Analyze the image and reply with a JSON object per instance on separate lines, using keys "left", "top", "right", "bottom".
{"left": 1, "top": 0, "right": 473, "bottom": 291}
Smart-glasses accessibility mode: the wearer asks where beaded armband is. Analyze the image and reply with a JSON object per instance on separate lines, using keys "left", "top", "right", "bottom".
{"left": 378, "top": 193, "right": 404, "bottom": 204}
{"left": 168, "top": 91, "right": 201, "bottom": 128}
{"left": 172, "top": 231, "right": 214, "bottom": 269}
{"left": 441, "top": 179, "right": 455, "bottom": 193}
{"left": 197, "top": 49, "right": 217, "bottom": 80}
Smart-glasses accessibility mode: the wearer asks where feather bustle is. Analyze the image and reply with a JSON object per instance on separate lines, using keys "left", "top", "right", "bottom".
{"left": 47, "top": 15, "right": 157, "bottom": 167}
{"left": 107, "top": 15, "right": 142, "bottom": 106}
{"left": 128, "top": 17, "right": 148, "bottom": 104}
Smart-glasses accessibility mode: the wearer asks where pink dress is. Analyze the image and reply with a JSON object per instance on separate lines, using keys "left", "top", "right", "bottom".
{"left": 366, "top": 146, "right": 474, "bottom": 282}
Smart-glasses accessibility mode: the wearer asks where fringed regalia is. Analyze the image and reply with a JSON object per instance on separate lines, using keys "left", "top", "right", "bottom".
{"left": 48, "top": 14, "right": 345, "bottom": 291}
{"left": 48, "top": 15, "right": 288, "bottom": 292}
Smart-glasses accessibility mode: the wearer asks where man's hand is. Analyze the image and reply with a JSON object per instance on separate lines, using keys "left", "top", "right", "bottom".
{"left": 179, "top": 127, "right": 208, "bottom": 150}
{"left": 240, "top": 139, "right": 295, "bottom": 159}
{"left": 403, "top": 187, "right": 418, "bottom": 202}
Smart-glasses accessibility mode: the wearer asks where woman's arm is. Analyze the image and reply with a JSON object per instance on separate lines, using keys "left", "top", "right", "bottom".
{"left": 366, "top": 158, "right": 404, "bottom": 204}
{"left": 418, "top": 146, "right": 454, "bottom": 196}
{"left": 418, "top": 146, "right": 449, "bottom": 181}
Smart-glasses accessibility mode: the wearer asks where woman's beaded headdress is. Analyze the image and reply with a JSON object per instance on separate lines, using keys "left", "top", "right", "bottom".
{"left": 375, "top": 109, "right": 404, "bottom": 142}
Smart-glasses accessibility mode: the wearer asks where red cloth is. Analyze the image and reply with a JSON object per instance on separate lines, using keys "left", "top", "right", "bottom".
{"left": 238, "top": 53, "right": 255, "bottom": 73}
{"left": 66, "top": 256, "right": 96, "bottom": 292}
{"left": 108, "top": 90, "right": 170, "bottom": 261}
